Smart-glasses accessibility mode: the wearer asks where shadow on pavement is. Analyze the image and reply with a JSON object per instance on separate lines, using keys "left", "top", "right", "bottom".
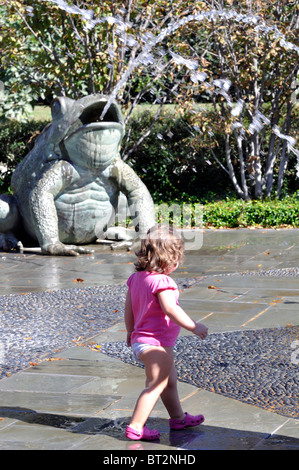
{"left": 1, "top": 406, "right": 298, "bottom": 450}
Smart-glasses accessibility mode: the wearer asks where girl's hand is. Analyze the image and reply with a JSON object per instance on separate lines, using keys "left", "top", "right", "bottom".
{"left": 193, "top": 322, "right": 208, "bottom": 340}
{"left": 127, "top": 331, "right": 132, "bottom": 347}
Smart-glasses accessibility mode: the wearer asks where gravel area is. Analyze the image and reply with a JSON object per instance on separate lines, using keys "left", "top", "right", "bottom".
{"left": 1, "top": 271, "right": 298, "bottom": 420}
{"left": 0, "top": 284, "right": 127, "bottom": 379}
{"left": 0, "top": 278, "right": 193, "bottom": 379}
{"left": 235, "top": 267, "right": 299, "bottom": 277}
{"left": 100, "top": 326, "right": 299, "bottom": 420}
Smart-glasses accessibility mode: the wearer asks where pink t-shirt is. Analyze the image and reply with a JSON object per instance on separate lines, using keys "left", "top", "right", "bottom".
{"left": 127, "top": 271, "right": 181, "bottom": 347}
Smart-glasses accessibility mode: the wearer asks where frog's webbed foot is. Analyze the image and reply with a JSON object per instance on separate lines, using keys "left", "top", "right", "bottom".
{"left": 42, "top": 241, "right": 94, "bottom": 256}
{"left": 110, "top": 240, "right": 133, "bottom": 251}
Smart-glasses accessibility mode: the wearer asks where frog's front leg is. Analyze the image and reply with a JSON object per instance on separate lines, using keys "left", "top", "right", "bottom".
{"left": 30, "top": 161, "right": 93, "bottom": 256}
{"left": 0, "top": 194, "right": 21, "bottom": 251}
{"left": 108, "top": 158, "right": 156, "bottom": 238}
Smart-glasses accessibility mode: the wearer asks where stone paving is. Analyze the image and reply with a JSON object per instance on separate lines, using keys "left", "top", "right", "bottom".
{"left": 0, "top": 228, "right": 298, "bottom": 451}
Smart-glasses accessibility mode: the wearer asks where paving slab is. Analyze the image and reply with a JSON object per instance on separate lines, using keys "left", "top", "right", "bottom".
{"left": 0, "top": 229, "right": 298, "bottom": 451}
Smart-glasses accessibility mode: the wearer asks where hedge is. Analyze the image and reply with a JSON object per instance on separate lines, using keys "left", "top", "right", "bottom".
{"left": 0, "top": 116, "right": 298, "bottom": 228}
{"left": 199, "top": 196, "right": 299, "bottom": 228}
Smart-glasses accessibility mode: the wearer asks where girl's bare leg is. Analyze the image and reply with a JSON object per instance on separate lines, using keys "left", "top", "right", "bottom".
{"left": 160, "top": 362, "right": 185, "bottom": 420}
{"left": 128, "top": 346, "right": 174, "bottom": 432}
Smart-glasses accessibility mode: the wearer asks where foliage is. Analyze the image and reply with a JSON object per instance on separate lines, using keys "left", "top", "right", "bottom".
{"left": 0, "top": 115, "right": 298, "bottom": 228}
{"left": 170, "top": 0, "right": 299, "bottom": 200}
{"left": 145, "top": 193, "right": 299, "bottom": 228}
{"left": 0, "top": 0, "right": 189, "bottom": 119}
{"left": 124, "top": 109, "right": 234, "bottom": 202}
{"left": 202, "top": 193, "right": 299, "bottom": 228}
{"left": 0, "top": 0, "right": 298, "bottom": 201}
{"left": 1, "top": 107, "right": 297, "bottom": 205}
{"left": 0, "top": 119, "right": 47, "bottom": 192}
{"left": 0, "top": 107, "right": 234, "bottom": 198}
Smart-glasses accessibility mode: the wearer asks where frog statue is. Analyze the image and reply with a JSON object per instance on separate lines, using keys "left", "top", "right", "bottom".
{"left": 0, "top": 94, "right": 155, "bottom": 255}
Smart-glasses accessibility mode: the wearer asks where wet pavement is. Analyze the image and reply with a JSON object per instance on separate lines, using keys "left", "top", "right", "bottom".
{"left": 0, "top": 228, "right": 298, "bottom": 451}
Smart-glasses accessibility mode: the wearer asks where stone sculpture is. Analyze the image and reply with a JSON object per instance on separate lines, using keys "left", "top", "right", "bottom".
{"left": 0, "top": 94, "right": 155, "bottom": 255}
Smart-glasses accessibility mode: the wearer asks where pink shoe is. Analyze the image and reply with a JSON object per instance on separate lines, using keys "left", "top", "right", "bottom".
{"left": 169, "top": 412, "right": 205, "bottom": 430}
{"left": 125, "top": 425, "right": 160, "bottom": 441}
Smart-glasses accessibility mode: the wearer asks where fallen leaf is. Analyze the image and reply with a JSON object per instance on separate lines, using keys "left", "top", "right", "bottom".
{"left": 72, "top": 336, "right": 83, "bottom": 342}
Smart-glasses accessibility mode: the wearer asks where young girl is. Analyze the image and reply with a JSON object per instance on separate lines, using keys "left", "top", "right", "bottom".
{"left": 124, "top": 224, "right": 208, "bottom": 441}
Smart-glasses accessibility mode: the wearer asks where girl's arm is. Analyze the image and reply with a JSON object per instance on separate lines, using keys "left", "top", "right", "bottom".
{"left": 157, "top": 289, "right": 208, "bottom": 340}
{"left": 124, "top": 290, "right": 134, "bottom": 346}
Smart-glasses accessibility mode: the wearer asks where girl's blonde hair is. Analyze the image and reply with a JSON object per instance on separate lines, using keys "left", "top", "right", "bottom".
{"left": 135, "top": 225, "right": 184, "bottom": 273}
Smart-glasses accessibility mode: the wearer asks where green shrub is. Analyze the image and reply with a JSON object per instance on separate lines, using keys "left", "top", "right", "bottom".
{"left": 202, "top": 195, "right": 299, "bottom": 228}
{"left": 148, "top": 194, "right": 299, "bottom": 229}
{"left": 0, "top": 119, "right": 48, "bottom": 192}
{"left": 125, "top": 110, "right": 233, "bottom": 202}
{"left": 0, "top": 112, "right": 298, "bottom": 230}
{"left": 201, "top": 199, "right": 241, "bottom": 227}
{"left": 0, "top": 110, "right": 234, "bottom": 199}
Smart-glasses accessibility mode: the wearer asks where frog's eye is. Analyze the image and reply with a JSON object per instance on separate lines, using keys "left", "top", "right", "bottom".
{"left": 51, "top": 99, "right": 62, "bottom": 118}
{"left": 51, "top": 97, "right": 74, "bottom": 118}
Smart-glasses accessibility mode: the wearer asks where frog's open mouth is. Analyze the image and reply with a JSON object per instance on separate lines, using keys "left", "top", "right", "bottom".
{"left": 63, "top": 98, "right": 124, "bottom": 142}
{"left": 61, "top": 97, "right": 124, "bottom": 168}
